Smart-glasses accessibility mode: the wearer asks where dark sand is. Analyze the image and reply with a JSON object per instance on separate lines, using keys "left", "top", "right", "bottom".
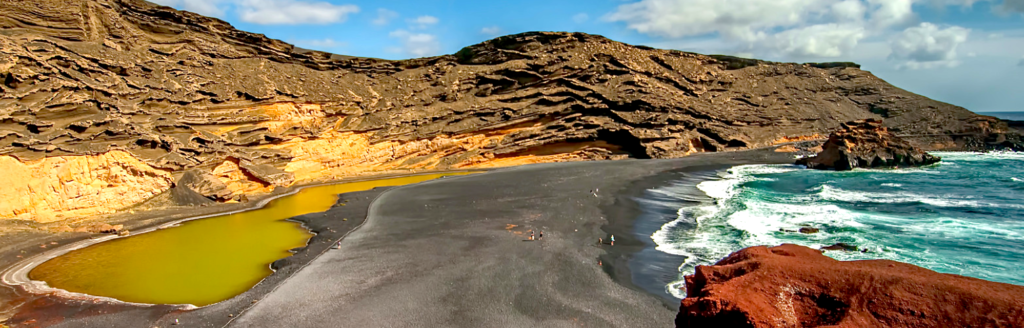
{"left": 2, "top": 149, "right": 794, "bottom": 327}
{"left": 228, "top": 150, "right": 792, "bottom": 328}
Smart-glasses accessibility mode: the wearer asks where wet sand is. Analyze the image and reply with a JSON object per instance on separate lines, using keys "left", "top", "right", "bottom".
{"left": 1, "top": 149, "right": 794, "bottom": 327}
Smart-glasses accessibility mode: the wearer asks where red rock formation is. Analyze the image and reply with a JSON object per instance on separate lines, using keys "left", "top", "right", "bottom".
{"left": 677, "top": 244, "right": 1024, "bottom": 328}
{"left": 797, "top": 119, "right": 941, "bottom": 171}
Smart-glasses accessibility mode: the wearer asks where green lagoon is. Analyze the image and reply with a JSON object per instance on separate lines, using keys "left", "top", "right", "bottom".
{"left": 30, "top": 173, "right": 470, "bottom": 306}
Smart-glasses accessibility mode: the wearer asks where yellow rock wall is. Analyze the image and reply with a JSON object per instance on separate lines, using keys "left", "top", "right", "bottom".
{"left": 0, "top": 111, "right": 606, "bottom": 223}
{"left": 265, "top": 130, "right": 514, "bottom": 183}
{"left": 0, "top": 151, "right": 173, "bottom": 222}
{"left": 212, "top": 159, "right": 275, "bottom": 197}
{"left": 263, "top": 127, "right": 600, "bottom": 184}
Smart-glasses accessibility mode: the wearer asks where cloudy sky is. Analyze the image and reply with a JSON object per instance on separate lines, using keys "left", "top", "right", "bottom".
{"left": 152, "top": 0, "right": 1023, "bottom": 112}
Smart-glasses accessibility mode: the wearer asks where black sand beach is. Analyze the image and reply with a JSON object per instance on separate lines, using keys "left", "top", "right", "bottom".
{"left": 2, "top": 149, "right": 794, "bottom": 328}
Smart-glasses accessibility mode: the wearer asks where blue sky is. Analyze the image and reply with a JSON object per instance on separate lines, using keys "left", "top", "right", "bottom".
{"left": 153, "top": 0, "right": 1024, "bottom": 112}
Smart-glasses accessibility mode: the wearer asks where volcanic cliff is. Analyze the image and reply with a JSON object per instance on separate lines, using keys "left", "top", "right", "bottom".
{"left": 1, "top": 0, "right": 1019, "bottom": 222}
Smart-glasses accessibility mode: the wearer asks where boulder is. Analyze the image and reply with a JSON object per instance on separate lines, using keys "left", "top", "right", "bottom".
{"left": 178, "top": 169, "right": 234, "bottom": 201}
{"left": 676, "top": 244, "right": 1024, "bottom": 328}
{"left": 73, "top": 223, "right": 123, "bottom": 234}
{"left": 798, "top": 227, "right": 819, "bottom": 234}
{"left": 797, "top": 119, "right": 941, "bottom": 171}
{"left": 238, "top": 161, "right": 295, "bottom": 187}
{"left": 821, "top": 242, "right": 859, "bottom": 251}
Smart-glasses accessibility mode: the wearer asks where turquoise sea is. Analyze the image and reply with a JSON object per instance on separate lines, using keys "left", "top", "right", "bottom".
{"left": 649, "top": 152, "right": 1024, "bottom": 298}
{"left": 974, "top": 110, "right": 1024, "bottom": 120}
{"left": 979, "top": 111, "right": 1024, "bottom": 121}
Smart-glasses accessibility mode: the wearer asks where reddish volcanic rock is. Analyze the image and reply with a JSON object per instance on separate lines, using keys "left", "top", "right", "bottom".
{"left": 676, "top": 244, "right": 1024, "bottom": 328}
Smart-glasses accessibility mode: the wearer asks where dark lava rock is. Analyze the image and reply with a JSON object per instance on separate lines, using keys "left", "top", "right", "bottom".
{"left": 677, "top": 244, "right": 1024, "bottom": 328}
{"left": 798, "top": 227, "right": 819, "bottom": 234}
{"left": 797, "top": 119, "right": 942, "bottom": 171}
{"left": 821, "top": 242, "right": 859, "bottom": 251}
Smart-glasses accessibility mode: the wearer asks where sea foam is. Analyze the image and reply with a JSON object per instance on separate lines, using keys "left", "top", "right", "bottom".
{"left": 647, "top": 152, "right": 1024, "bottom": 298}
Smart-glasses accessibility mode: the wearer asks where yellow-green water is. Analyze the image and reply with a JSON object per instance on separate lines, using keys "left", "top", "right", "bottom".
{"left": 29, "top": 173, "right": 472, "bottom": 306}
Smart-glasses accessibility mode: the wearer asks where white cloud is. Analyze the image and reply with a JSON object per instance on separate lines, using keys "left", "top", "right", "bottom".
{"left": 389, "top": 30, "right": 441, "bottom": 57}
{"left": 606, "top": 0, "right": 879, "bottom": 58}
{"left": 372, "top": 8, "right": 399, "bottom": 26}
{"left": 832, "top": 0, "right": 867, "bottom": 22}
{"left": 294, "top": 38, "right": 347, "bottom": 50}
{"left": 1019, "top": 56, "right": 1024, "bottom": 66}
{"left": 867, "top": 0, "right": 917, "bottom": 30}
{"left": 889, "top": 22, "right": 971, "bottom": 69}
{"left": 989, "top": 33, "right": 1006, "bottom": 39}
{"left": 606, "top": 0, "right": 830, "bottom": 41}
{"left": 757, "top": 23, "right": 866, "bottom": 58}
{"left": 150, "top": 0, "right": 226, "bottom": 16}
{"left": 408, "top": 15, "right": 439, "bottom": 29}
{"left": 480, "top": 26, "right": 503, "bottom": 36}
{"left": 605, "top": 0, "right": 1009, "bottom": 67}
{"left": 237, "top": 0, "right": 359, "bottom": 25}
{"left": 573, "top": 13, "right": 590, "bottom": 24}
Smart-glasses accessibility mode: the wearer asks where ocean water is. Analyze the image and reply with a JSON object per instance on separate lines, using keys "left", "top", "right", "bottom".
{"left": 649, "top": 152, "right": 1024, "bottom": 298}
{"left": 979, "top": 111, "right": 1024, "bottom": 121}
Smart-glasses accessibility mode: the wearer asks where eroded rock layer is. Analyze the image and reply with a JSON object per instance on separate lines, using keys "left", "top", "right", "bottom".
{"left": 1, "top": 0, "right": 1018, "bottom": 221}
{"left": 797, "top": 119, "right": 941, "bottom": 170}
{"left": 676, "top": 244, "right": 1024, "bottom": 328}
{"left": 0, "top": 150, "right": 171, "bottom": 222}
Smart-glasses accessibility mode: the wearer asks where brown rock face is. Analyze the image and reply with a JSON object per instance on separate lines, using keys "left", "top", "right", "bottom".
{"left": 677, "top": 244, "right": 1024, "bottom": 328}
{"left": 797, "top": 119, "right": 941, "bottom": 170}
{"left": 0, "top": 0, "right": 1018, "bottom": 220}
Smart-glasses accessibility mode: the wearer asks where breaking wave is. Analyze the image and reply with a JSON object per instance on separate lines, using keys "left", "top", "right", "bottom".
{"left": 648, "top": 152, "right": 1024, "bottom": 298}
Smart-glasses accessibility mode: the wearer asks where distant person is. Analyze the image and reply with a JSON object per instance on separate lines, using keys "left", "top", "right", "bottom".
{"left": 610, "top": 235, "right": 614, "bottom": 246}
{"left": 599, "top": 237, "right": 603, "bottom": 245}
{"left": 539, "top": 231, "right": 543, "bottom": 239}
{"left": 531, "top": 231, "right": 535, "bottom": 241}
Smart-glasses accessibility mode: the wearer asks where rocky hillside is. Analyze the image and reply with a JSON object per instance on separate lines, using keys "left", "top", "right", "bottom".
{"left": 0, "top": 0, "right": 1017, "bottom": 222}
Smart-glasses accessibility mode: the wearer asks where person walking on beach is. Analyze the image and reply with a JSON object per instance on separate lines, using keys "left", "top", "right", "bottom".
{"left": 531, "top": 231, "right": 535, "bottom": 241}
{"left": 599, "top": 237, "right": 603, "bottom": 245}
{"left": 610, "top": 235, "right": 615, "bottom": 246}
{"left": 539, "top": 231, "right": 543, "bottom": 240}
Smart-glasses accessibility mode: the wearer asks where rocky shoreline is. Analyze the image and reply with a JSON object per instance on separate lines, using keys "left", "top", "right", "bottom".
{"left": 0, "top": 169, "right": 483, "bottom": 326}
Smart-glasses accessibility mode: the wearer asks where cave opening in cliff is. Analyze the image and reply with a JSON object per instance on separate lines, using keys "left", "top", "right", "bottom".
{"left": 596, "top": 130, "right": 650, "bottom": 159}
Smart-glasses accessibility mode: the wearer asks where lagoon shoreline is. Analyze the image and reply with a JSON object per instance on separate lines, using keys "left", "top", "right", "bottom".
{"left": 1, "top": 149, "right": 794, "bottom": 327}
{"left": 0, "top": 170, "right": 485, "bottom": 326}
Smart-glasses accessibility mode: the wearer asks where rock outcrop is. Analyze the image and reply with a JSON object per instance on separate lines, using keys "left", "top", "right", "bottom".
{"left": 0, "top": 150, "right": 172, "bottom": 222}
{"left": 0, "top": 0, "right": 1019, "bottom": 221}
{"left": 797, "top": 119, "right": 941, "bottom": 170}
{"left": 676, "top": 244, "right": 1024, "bottom": 328}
